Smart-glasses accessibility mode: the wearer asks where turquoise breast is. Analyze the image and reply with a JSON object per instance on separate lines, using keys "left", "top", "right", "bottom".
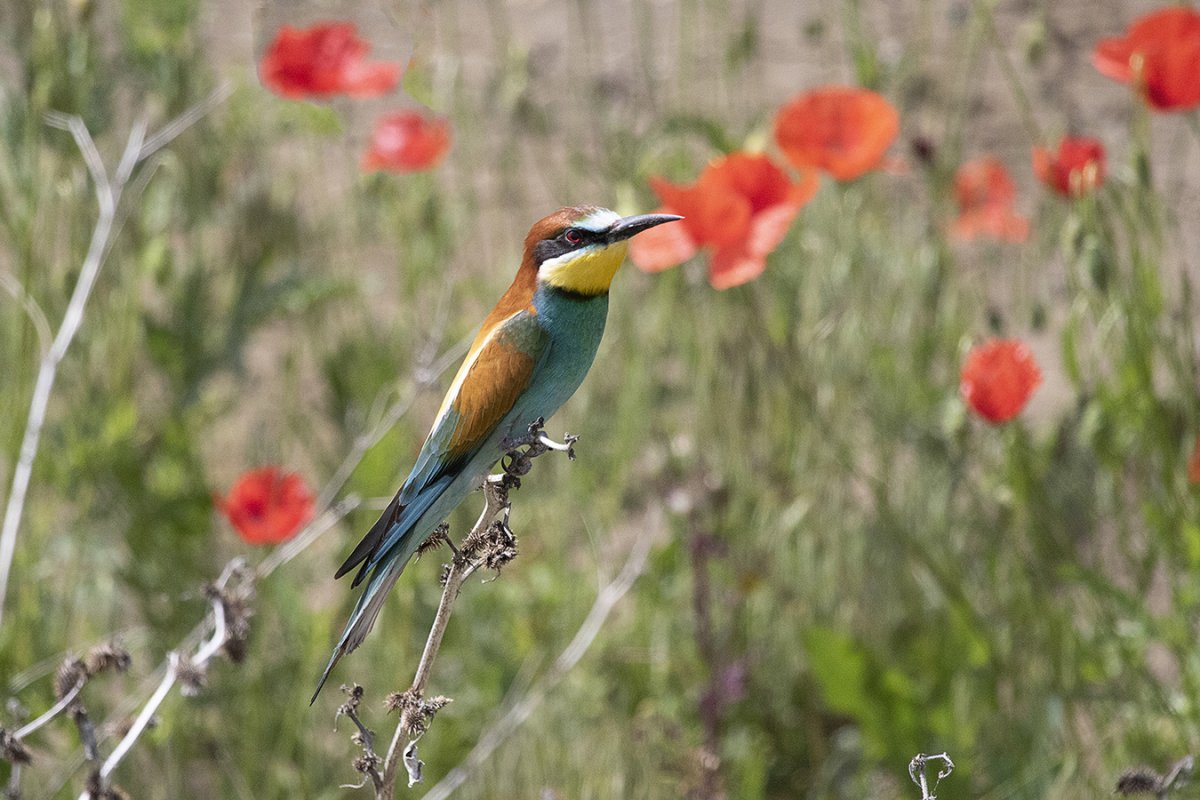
{"left": 519, "top": 285, "right": 610, "bottom": 425}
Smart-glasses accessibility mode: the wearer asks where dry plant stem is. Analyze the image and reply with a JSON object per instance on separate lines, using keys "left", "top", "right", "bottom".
{"left": 909, "top": 752, "right": 955, "bottom": 800}
{"left": 13, "top": 679, "right": 85, "bottom": 740}
{"left": 54, "top": 490, "right": 364, "bottom": 798}
{"left": 50, "top": 320, "right": 460, "bottom": 793}
{"left": 0, "top": 84, "right": 232, "bottom": 627}
{"left": 422, "top": 528, "right": 654, "bottom": 800}
{"left": 0, "top": 117, "right": 137, "bottom": 629}
{"left": 0, "top": 271, "right": 52, "bottom": 356}
{"left": 78, "top": 559, "right": 243, "bottom": 800}
{"left": 374, "top": 479, "right": 508, "bottom": 798}
{"left": 1161, "top": 757, "right": 1195, "bottom": 795}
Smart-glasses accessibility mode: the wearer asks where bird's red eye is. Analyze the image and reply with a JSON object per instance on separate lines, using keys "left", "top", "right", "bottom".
{"left": 564, "top": 228, "right": 583, "bottom": 245}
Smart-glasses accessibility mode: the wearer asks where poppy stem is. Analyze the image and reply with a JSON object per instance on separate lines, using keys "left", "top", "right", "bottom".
{"left": 980, "top": 2, "right": 1044, "bottom": 145}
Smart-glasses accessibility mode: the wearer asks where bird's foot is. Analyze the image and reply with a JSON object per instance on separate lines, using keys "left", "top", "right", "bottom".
{"left": 536, "top": 430, "right": 579, "bottom": 460}
{"left": 500, "top": 417, "right": 580, "bottom": 474}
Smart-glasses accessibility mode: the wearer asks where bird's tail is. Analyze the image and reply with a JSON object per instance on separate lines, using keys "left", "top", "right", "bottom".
{"left": 310, "top": 560, "right": 404, "bottom": 704}
{"left": 312, "top": 476, "right": 456, "bottom": 703}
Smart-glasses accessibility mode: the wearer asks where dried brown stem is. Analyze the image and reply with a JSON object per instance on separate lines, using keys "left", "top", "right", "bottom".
{"left": 77, "top": 560, "right": 253, "bottom": 800}
{"left": 350, "top": 419, "right": 572, "bottom": 798}
{"left": 909, "top": 752, "right": 955, "bottom": 800}
{"left": 376, "top": 476, "right": 513, "bottom": 797}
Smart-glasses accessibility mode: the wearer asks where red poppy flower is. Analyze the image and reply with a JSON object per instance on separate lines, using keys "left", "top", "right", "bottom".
{"left": 362, "top": 112, "right": 451, "bottom": 172}
{"left": 217, "top": 467, "right": 314, "bottom": 545}
{"left": 630, "top": 151, "right": 819, "bottom": 289}
{"left": 951, "top": 158, "right": 1029, "bottom": 242}
{"left": 1093, "top": 6, "right": 1200, "bottom": 111}
{"left": 1032, "top": 136, "right": 1105, "bottom": 198}
{"left": 960, "top": 339, "right": 1042, "bottom": 424}
{"left": 773, "top": 87, "right": 900, "bottom": 181}
{"left": 260, "top": 22, "right": 401, "bottom": 99}
{"left": 1189, "top": 434, "right": 1200, "bottom": 484}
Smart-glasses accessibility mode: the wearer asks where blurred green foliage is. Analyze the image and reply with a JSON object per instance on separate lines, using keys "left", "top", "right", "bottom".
{"left": 2, "top": 1, "right": 1200, "bottom": 799}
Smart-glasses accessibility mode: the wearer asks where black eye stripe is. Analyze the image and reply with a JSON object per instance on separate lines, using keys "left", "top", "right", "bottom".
{"left": 533, "top": 239, "right": 572, "bottom": 265}
{"left": 533, "top": 227, "right": 602, "bottom": 267}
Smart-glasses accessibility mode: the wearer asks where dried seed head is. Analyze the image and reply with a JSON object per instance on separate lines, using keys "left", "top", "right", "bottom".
{"left": 0, "top": 727, "right": 32, "bottom": 764}
{"left": 222, "top": 598, "right": 254, "bottom": 664}
{"left": 84, "top": 769, "right": 131, "bottom": 800}
{"left": 206, "top": 567, "right": 256, "bottom": 664}
{"left": 54, "top": 658, "right": 88, "bottom": 700}
{"left": 1116, "top": 767, "right": 1163, "bottom": 796}
{"left": 222, "top": 636, "right": 248, "bottom": 664}
{"left": 417, "top": 524, "right": 451, "bottom": 558}
{"left": 175, "top": 655, "right": 207, "bottom": 697}
{"left": 337, "top": 683, "right": 365, "bottom": 716}
{"left": 481, "top": 520, "right": 518, "bottom": 572}
{"left": 85, "top": 643, "right": 132, "bottom": 676}
{"left": 385, "top": 689, "right": 419, "bottom": 716}
{"left": 403, "top": 695, "right": 453, "bottom": 738}
{"left": 353, "top": 752, "right": 381, "bottom": 774}
{"left": 420, "top": 696, "right": 451, "bottom": 720}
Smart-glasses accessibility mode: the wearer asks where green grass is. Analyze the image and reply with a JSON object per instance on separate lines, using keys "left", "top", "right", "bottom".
{"left": 3, "top": 1, "right": 1200, "bottom": 798}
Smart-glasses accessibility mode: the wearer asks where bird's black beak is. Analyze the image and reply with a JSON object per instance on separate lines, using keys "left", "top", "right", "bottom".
{"left": 606, "top": 213, "right": 684, "bottom": 244}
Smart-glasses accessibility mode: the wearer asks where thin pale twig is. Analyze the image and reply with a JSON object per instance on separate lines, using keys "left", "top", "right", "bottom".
{"left": 93, "top": 652, "right": 180, "bottom": 786}
{"left": 0, "top": 114, "right": 116, "bottom": 628}
{"left": 0, "top": 91, "right": 229, "bottom": 627}
{"left": 12, "top": 679, "right": 85, "bottom": 740}
{"left": 421, "top": 527, "right": 654, "bottom": 800}
{"left": 258, "top": 327, "right": 466, "bottom": 579}
{"left": 137, "top": 83, "right": 233, "bottom": 163}
{"left": 80, "top": 561, "right": 244, "bottom": 797}
{"left": 0, "top": 270, "right": 52, "bottom": 357}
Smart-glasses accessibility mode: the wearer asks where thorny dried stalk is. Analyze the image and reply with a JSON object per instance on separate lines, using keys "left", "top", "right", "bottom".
{"left": 336, "top": 685, "right": 383, "bottom": 792}
{"left": 1116, "top": 755, "right": 1194, "bottom": 798}
{"left": 44, "top": 336, "right": 462, "bottom": 799}
{"left": 909, "top": 752, "right": 955, "bottom": 800}
{"left": 1, "top": 642, "right": 131, "bottom": 798}
{"left": 73, "top": 560, "right": 254, "bottom": 800}
{"left": 341, "top": 419, "right": 575, "bottom": 799}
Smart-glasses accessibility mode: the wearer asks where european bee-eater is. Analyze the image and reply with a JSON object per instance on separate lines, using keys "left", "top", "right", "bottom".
{"left": 313, "top": 206, "right": 681, "bottom": 700}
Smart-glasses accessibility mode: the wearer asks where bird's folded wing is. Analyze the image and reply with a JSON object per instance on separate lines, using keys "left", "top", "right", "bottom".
{"left": 404, "top": 308, "right": 549, "bottom": 495}
{"left": 335, "top": 309, "right": 548, "bottom": 582}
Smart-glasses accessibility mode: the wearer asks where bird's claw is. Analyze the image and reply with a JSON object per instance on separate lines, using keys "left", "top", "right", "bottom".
{"left": 500, "top": 418, "right": 580, "bottom": 468}
{"left": 537, "top": 431, "right": 578, "bottom": 461}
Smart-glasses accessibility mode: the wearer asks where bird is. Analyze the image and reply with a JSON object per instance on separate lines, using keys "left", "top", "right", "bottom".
{"left": 312, "top": 206, "right": 682, "bottom": 701}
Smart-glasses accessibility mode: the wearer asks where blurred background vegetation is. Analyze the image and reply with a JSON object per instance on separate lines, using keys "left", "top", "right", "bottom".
{"left": 3, "top": 0, "right": 1200, "bottom": 797}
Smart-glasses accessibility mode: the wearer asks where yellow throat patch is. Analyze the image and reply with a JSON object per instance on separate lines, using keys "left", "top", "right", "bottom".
{"left": 540, "top": 241, "right": 629, "bottom": 296}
